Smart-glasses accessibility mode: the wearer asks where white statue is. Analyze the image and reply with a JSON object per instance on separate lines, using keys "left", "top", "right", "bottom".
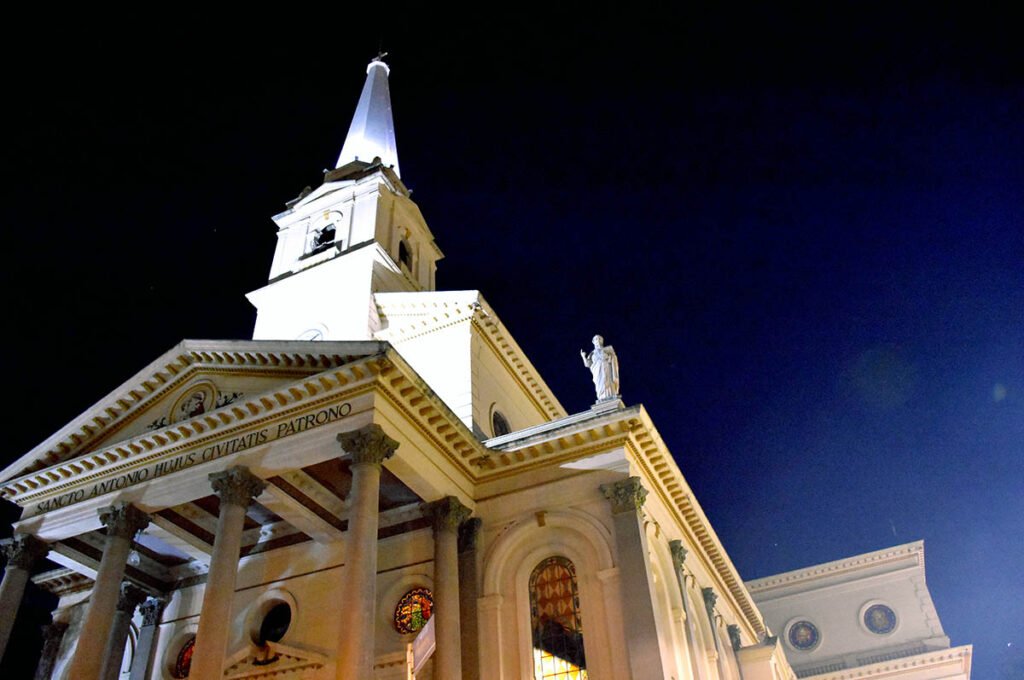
{"left": 581, "top": 335, "right": 620, "bottom": 402}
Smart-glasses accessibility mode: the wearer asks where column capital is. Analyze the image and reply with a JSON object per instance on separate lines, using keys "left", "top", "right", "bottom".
{"left": 727, "top": 623, "right": 742, "bottom": 651}
{"left": 702, "top": 586, "right": 718, "bottom": 617}
{"left": 423, "top": 496, "right": 472, "bottom": 534}
{"left": 1, "top": 533, "right": 49, "bottom": 570}
{"left": 116, "top": 583, "right": 148, "bottom": 613}
{"left": 668, "top": 539, "right": 688, "bottom": 571}
{"left": 99, "top": 503, "right": 151, "bottom": 540}
{"left": 600, "top": 476, "right": 648, "bottom": 513}
{"left": 40, "top": 621, "right": 69, "bottom": 642}
{"left": 210, "top": 466, "right": 266, "bottom": 508}
{"left": 139, "top": 596, "right": 169, "bottom": 626}
{"left": 338, "top": 423, "right": 399, "bottom": 466}
{"left": 458, "top": 516, "right": 482, "bottom": 553}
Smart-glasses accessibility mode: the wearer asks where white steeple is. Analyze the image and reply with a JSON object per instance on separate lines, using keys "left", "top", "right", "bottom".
{"left": 336, "top": 57, "right": 400, "bottom": 177}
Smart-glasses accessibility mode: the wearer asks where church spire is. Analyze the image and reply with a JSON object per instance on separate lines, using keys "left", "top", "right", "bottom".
{"left": 336, "top": 56, "right": 400, "bottom": 177}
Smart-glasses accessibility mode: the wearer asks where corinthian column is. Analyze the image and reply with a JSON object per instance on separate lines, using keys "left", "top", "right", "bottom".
{"left": 0, "top": 533, "right": 48, "bottom": 662}
{"left": 129, "top": 596, "right": 168, "bottom": 680}
{"left": 190, "top": 466, "right": 267, "bottom": 680}
{"left": 68, "top": 503, "right": 150, "bottom": 680}
{"left": 101, "top": 583, "right": 147, "bottom": 680}
{"left": 424, "top": 496, "right": 471, "bottom": 680}
{"left": 599, "top": 477, "right": 667, "bottom": 679}
{"left": 335, "top": 424, "right": 398, "bottom": 680}
{"left": 669, "top": 540, "right": 708, "bottom": 680}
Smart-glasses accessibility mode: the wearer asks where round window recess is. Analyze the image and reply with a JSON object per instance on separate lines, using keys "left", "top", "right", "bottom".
{"left": 394, "top": 587, "right": 434, "bottom": 634}
{"left": 863, "top": 603, "right": 897, "bottom": 635}
{"left": 787, "top": 620, "right": 821, "bottom": 651}
{"left": 492, "top": 410, "right": 512, "bottom": 437}
{"left": 257, "top": 602, "right": 292, "bottom": 645}
{"left": 171, "top": 635, "right": 195, "bottom": 678}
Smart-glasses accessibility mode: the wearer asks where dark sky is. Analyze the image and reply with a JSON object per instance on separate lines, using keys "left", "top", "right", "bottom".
{"left": 3, "top": 8, "right": 1021, "bottom": 678}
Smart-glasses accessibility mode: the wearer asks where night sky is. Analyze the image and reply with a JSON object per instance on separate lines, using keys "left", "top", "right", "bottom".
{"left": 3, "top": 8, "right": 1021, "bottom": 678}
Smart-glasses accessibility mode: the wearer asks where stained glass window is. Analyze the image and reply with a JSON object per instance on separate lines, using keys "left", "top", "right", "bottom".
{"left": 530, "top": 556, "right": 588, "bottom": 680}
{"left": 394, "top": 587, "right": 434, "bottom": 634}
{"left": 171, "top": 635, "right": 195, "bottom": 678}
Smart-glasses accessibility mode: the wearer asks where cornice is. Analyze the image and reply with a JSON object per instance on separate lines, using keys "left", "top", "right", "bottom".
{"left": 31, "top": 567, "right": 93, "bottom": 597}
{"left": 1, "top": 340, "right": 389, "bottom": 484}
{"left": 746, "top": 541, "right": 925, "bottom": 595}
{"left": 802, "top": 644, "right": 971, "bottom": 679}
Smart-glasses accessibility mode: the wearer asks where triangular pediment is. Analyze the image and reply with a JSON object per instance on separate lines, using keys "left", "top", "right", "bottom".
{"left": 0, "top": 339, "right": 388, "bottom": 484}
{"left": 223, "top": 641, "right": 326, "bottom": 678}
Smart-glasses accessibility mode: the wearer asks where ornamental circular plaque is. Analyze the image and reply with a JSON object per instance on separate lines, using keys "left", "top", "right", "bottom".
{"left": 787, "top": 620, "right": 820, "bottom": 651}
{"left": 864, "top": 603, "right": 897, "bottom": 634}
{"left": 170, "top": 381, "right": 219, "bottom": 423}
{"left": 394, "top": 587, "right": 433, "bottom": 634}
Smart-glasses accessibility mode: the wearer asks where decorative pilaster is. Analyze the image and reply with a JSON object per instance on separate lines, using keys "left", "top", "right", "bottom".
{"left": 0, "top": 533, "right": 49, "bottom": 662}
{"left": 701, "top": 587, "right": 729, "bottom": 678}
{"left": 68, "top": 503, "right": 150, "bottom": 680}
{"left": 458, "top": 517, "right": 482, "bottom": 680}
{"left": 600, "top": 477, "right": 666, "bottom": 679}
{"left": 702, "top": 587, "right": 718, "bottom": 620}
{"left": 190, "top": 466, "right": 266, "bottom": 680}
{"left": 34, "top": 620, "right": 69, "bottom": 680}
{"left": 101, "top": 583, "right": 147, "bottom": 680}
{"left": 129, "top": 596, "right": 169, "bottom": 680}
{"left": 668, "top": 539, "right": 707, "bottom": 680}
{"left": 424, "top": 497, "right": 471, "bottom": 680}
{"left": 336, "top": 424, "right": 399, "bottom": 679}
{"left": 727, "top": 624, "right": 742, "bottom": 652}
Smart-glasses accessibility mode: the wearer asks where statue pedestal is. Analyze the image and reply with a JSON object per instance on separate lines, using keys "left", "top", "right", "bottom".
{"left": 590, "top": 398, "right": 625, "bottom": 414}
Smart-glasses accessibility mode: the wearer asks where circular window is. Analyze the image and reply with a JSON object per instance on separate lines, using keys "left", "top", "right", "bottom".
{"left": 787, "top": 620, "right": 820, "bottom": 651}
{"left": 492, "top": 410, "right": 511, "bottom": 437}
{"left": 863, "top": 603, "right": 897, "bottom": 634}
{"left": 171, "top": 635, "right": 195, "bottom": 678}
{"left": 257, "top": 602, "right": 292, "bottom": 644}
{"left": 393, "top": 587, "right": 433, "bottom": 634}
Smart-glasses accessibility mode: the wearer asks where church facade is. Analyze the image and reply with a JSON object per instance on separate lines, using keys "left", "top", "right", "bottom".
{"left": 0, "top": 59, "right": 968, "bottom": 680}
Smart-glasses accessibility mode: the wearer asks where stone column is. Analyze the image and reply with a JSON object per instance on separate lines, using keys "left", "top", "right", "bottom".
{"left": 0, "top": 533, "right": 49, "bottom": 662}
{"left": 129, "top": 596, "right": 168, "bottom": 680}
{"left": 458, "top": 518, "right": 482, "bottom": 680}
{"left": 68, "top": 503, "right": 150, "bottom": 680}
{"left": 703, "top": 587, "right": 731, "bottom": 679}
{"left": 190, "top": 466, "right": 267, "bottom": 680}
{"left": 33, "top": 621, "right": 68, "bottom": 680}
{"left": 669, "top": 540, "right": 708, "bottom": 680}
{"left": 335, "top": 424, "right": 398, "bottom": 680}
{"left": 101, "top": 583, "right": 147, "bottom": 680}
{"left": 424, "top": 496, "right": 471, "bottom": 680}
{"left": 600, "top": 477, "right": 667, "bottom": 680}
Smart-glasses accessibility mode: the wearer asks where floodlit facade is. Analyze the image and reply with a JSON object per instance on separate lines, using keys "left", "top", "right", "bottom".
{"left": 0, "top": 58, "right": 967, "bottom": 680}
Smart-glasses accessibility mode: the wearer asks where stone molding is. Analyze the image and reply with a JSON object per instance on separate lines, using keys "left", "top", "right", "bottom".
{"left": 338, "top": 424, "right": 399, "bottom": 466}
{"left": 99, "top": 503, "right": 151, "bottom": 540}
{"left": 423, "top": 496, "right": 472, "bottom": 534}
{"left": 210, "top": 466, "right": 267, "bottom": 507}
{"left": 600, "top": 476, "right": 648, "bottom": 514}
{"left": 669, "top": 539, "right": 688, "bottom": 572}
{"left": 458, "top": 517, "right": 482, "bottom": 553}
{"left": 1, "top": 533, "right": 49, "bottom": 570}
{"left": 116, "top": 583, "right": 148, "bottom": 613}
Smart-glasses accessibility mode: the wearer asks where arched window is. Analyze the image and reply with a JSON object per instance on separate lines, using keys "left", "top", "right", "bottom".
{"left": 398, "top": 239, "right": 414, "bottom": 271}
{"left": 492, "top": 410, "right": 511, "bottom": 437}
{"left": 530, "top": 556, "right": 588, "bottom": 679}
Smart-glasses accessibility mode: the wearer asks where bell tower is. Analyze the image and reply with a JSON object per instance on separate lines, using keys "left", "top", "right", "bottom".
{"left": 246, "top": 57, "right": 443, "bottom": 341}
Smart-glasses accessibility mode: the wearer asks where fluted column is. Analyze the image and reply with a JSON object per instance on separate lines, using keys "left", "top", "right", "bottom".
{"left": 33, "top": 620, "right": 68, "bottom": 680}
{"left": 68, "top": 504, "right": 150, "bottom": 680}
{"left": 670, "top": 540, "right": 708, "bottom": 680}
{"left": 129, "top": 596, "right": 168, "bottom": 680}
{"left": 190, "top": 466, "right": 267, "bottom": 680}
{"left": 335, "top": 424, "right": 398, "bottom": 680}
{"left": 458, "top": 518, "right": 482, "bottom": 680}
{"left": 0, "top": 533, "right": 49, "bottom": 662}
{"left": 101, "top": 583, "right": 147, "bottom": 680}
{"left": 600, "top": 477, "right": 667, "bottom": 680}
{"left": 424, "top": 496, "right": 471, "bottom": 680}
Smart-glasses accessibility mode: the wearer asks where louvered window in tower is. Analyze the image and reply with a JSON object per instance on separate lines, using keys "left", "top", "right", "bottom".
{"left": 529, "top": 556, "right": 588, "bottom": 680}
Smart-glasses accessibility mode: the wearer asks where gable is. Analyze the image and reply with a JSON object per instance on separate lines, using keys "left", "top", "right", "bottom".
{"left": 0, "top": 339, "right": 389, "bottom": 484}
